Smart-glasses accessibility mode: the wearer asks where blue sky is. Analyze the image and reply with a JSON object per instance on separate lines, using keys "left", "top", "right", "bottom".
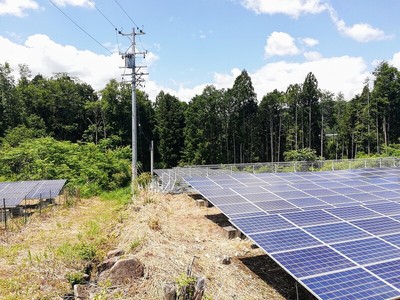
{"left": 1, "top": 0, "right": 400, "bottom": 102}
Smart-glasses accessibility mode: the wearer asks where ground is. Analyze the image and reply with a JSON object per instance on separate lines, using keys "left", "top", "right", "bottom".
{"left": 0, "top": 190, "right": 316, "bottom": 300}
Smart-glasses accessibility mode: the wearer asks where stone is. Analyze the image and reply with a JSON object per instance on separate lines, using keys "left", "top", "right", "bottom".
{"left": 106, "top": 257, "right": 144, "bottom": 285}
{"left": 74, "top": 284, "right": 89, "bottom": 300}
{"left": 106, "top": 249, "right": 125, "bottom": 259}
{"left": 222, "top": 256, "right": 231, "bottom": 265}
{"left": 97, "top": 256, "right": 119, "bottom": 273}
{"left": 222, "top": 226, "right": 240, "bottom": 239}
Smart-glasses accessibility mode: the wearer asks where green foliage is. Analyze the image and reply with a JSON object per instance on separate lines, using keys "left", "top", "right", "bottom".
{"left": 283, "top": 148, "right": 318, "bottom": 162}
{"left": 0, "top": 137, "right": 130, "bottom": 197}
{"left": 66, "top": 271, "right": 86, "bottom": 286}
{"left": 136, "top": 172, "right": 152, "bottom": 189}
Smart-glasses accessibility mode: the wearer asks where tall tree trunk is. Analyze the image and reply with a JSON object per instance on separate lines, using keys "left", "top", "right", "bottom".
{"left": 308, "top": 105, "right": 312, "bottom": 149}
{"left": 295, "top": 104, "right": 298, "bottom": 150}
{"left": 270, "top": 114, "right": 274, "bottom": 163}
{"left": 320, "top": 113, "right": 324, "bottom": 158}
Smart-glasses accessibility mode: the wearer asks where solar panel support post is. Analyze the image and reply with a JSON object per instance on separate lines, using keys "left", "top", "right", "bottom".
{"left": 24, "top": 196, "right": 27, "bottom": 224}
{"left": 3, "top": 198, "right": 6, "bottom": 230}
{"left": 39, "top": 193, "right": 42, "bottom": 215}
{"left": 295, "top": 282, "right": 299, "bottom": 300}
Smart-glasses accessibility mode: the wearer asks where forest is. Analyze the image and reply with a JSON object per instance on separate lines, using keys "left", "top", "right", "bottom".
{"left": 1, "top": 60, "right": 400, "bottom": 184}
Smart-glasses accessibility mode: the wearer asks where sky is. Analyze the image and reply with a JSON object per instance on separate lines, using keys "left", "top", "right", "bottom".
{"left": 1, "top": 0, "right": 400, "bottom": 102}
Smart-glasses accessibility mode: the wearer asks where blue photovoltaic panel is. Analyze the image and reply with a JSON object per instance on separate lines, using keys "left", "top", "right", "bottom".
{"left": 331, "top": 237, "right": 400, "bottom": 265}
{"left": 303, "top": 189, "right": 338, "bottom": 197}
{"left": 353, "top": 185, "right": 386, "bottom": 193}
{"left": 256, "top": 200, "right": 297, "bottom": 212}
{"left": 345, "top": 192, "right": 383, "bottom": 202}
{"left": 273, "top": 190, "right": 312, "bottom": 199}
{"left": 365, "top": 202, "right": 400, "bottom": 215}
{"left": 371, "top": 190, "right": 400, "bottom": 199}
{"left": 328, "top": 187, "right": 362, "bottom": 195}
{"left": 249, "top": 228, "right": 322, "bottom": 253}
{"left": 231, "top": 214, "right": 295, "bottom": 233}
{"left": 261, "top": 184, "right": 297, "bottom": 192}
{"left": 381, "top": 233, "right": 400, "bottom": 247}
{"left": 231, "top": 186, "right": 269, "bottom": 195}
{"left": 228, "top": 211, "right": 267, "bottom": 220}
{"left": 199, "top": 188, "right": 234, "bottom": 197}
{"left": 290, "top": 183, "right": 322, "bottom": 190}
{"left": 207, "top": 195, "right": 246, "bottom": 206}
{"left": 272, "top": 246, "right": 356, "bottom": 278}
{"left": 217, "top": 202, "right": 262, "bottom": 216}
{"left": 317, "top": 194, "right": 357, "bottom": 205}
{"left": 242, "top": 192, "right": 282, "bottom": 202}
{"left": 302, "top": 268, "right": 399, "bottom": 300}
{"left": 315, "top": 181, "right": 347, "bottom": 189}
{"left": 326, "top": 206, "right": 381, "bottom": 221}
{"left": 351, "top": 217, "right": 400, "bottom": 235}
{"left": 304, "top": 222, "right": 372, "bottom": 243}
{"left": 282, "top": 210, "right": 342, "bottom": 226}
{"left": 378, "top": 183, "right": 400, "bottom": 190}
{"left": 286, "top": 197, "right": 328, "bottom": 208}
{"left": 366, "top": 259, "right": 400, "bottom": 290}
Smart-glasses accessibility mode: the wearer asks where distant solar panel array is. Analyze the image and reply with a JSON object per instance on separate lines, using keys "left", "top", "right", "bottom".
{"left": 0, "top": 180, "right": 66, "bottom": 208}
{"left": 184, "top": 168, "right": 400, "bottom": 300}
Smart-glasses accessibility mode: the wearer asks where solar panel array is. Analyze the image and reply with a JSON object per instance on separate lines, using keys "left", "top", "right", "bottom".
{"left": 184, "top": 168, "right": 400, "bottom": 300}
{"left": 0, "top": 180, "right": 67, "bottom": 208}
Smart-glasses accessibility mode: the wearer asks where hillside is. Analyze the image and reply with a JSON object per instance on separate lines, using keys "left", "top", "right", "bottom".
{"left": 0, "top": 190, "right": 315, "bottom": 299}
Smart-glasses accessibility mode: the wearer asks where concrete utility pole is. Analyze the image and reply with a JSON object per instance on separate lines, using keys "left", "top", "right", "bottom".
{"left": 119, "top": 28, "right": 148, "bottom": 192}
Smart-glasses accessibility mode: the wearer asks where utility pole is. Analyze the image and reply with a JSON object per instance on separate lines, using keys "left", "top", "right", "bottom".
{"left": 119, "top": 27, "right": 148, "bottom": 194}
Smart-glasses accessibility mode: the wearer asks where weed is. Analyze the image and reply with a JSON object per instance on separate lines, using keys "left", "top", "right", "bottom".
{"left": 147, "top": 217, "right": 161, "bottom": 231}
{"left": 129, "top": 237, "right": 144, "bottom": 252}
{"left": 66, "top": 271, "right": 86, "bottom": 286}
{"left": 75, "top": 242, "right": 97, "bottom": 261}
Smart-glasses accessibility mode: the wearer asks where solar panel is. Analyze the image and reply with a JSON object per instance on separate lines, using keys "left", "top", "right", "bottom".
{"left": 302, "top": 268, "right": 399, "bottom": 300}
{"left": 249, "top": 228, "right": 322, "bottom": 253}
{"left": 326, "top": 206, "right": 381, "bottom": 221}
{"left": 366, "top": 259, "right": 400, "bottom": 290}
{"left": 231, "top": 214, "right": 294, "bottom": 233}
{"left": 272, "top": 246, "right": 356, "bottom": 278}
{"left": 206, "top": 195, "right": 246, "bottom": 206}
{"left": 304, "top": 222, "right": 372, "bottom": 243}
{"left": 181, "top": 167, "right": 400, "bottom": 300}
{"left": 281, "top": 210, "right": 341, "bottom": 226}
{"left": 365, "top": 202, "right": 400, "bottom": 215}
{"left": 351, "top": 217, "right": 400, "bottom": 235}
{"left": 331, "top": 237, "right": 400, "bottom": 265}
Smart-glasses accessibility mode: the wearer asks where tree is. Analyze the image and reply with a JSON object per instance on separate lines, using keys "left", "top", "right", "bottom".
{"left": 226, "top": 70, "right": 258, "bottom": 163}
{"left": 300, "top": 72, "right": 321, "bottom": 151}
{"left": 183, "top": 86, "right": 224, "bottom": 165}
{"left": 154, "top": 91, "right": 186, "bottom": 168}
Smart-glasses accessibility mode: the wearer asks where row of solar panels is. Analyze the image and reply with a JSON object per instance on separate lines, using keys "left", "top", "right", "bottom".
{"left": 0, "top": 180, "right": 67, "bottom": 208}
{"left": 184, "top": 168, "right": 400, "bottom": 300}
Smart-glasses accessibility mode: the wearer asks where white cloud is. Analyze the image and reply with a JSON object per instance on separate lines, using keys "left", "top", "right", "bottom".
{"left": 265, "top": 32, "right": 300, "bottom": 57}
{"left": 241, "top": 0, "right": 328, "bottom": 18}
{"left": 0, "top": 0, "right": 39, "bottom": 17}
{"left": 303, "top": 51, "right": 322, "bottom": 61}
{"left": 251, "top": 56, "right": 368, "bottom": 100}
{"left": 390, "top": 52, "right": 400, "bottom": 70}
{"left": 0, "top": 34, "right": 122, "bottom": 90}
{"left": 53, "top": 0, "right": 92, "bottom": 7}
{"left": 301, "top": 37, "right": 319, "bottom": 47}
{"left": 328, "top": 8, "right": 389, "bottom": 43}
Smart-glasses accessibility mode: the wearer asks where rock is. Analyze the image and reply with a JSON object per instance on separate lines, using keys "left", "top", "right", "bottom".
{"left": 74, "top": 284, "right": 89, "bottom": 299}
{"left": 222, "top": 256, "right": 231, "bottom": 265}
{"left": 107, "top": 249, "right": 125, "bottom": 259}
{"left": 106, "top": 257, "right": 144, "bottom": 285}
{"left": 97, "top": 256, "right": 119, "bottom": 273}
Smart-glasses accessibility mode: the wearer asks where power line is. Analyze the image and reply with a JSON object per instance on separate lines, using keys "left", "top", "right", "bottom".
{"left": 48, "top": 0, "right": 113, "bottom": 55}
{"left": 113, "top": 0, "right": 138, "bottom": 28}
{"left": 88, "top": 0, "right": 118, "bottom": 30}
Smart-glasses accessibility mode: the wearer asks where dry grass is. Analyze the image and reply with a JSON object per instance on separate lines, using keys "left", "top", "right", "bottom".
{"left": 0, "top": 190, "right": 315, "bottom": 300}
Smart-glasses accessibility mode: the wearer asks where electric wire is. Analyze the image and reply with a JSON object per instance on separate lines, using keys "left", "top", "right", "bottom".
{"left": 113, "top": 0, "right": 139, "bottom": 28}
{"left": 47, "top": 0, "right": 113, "bottom": 55}
{"left": 88, "top": 0, "right": 118, "bottom": 30}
